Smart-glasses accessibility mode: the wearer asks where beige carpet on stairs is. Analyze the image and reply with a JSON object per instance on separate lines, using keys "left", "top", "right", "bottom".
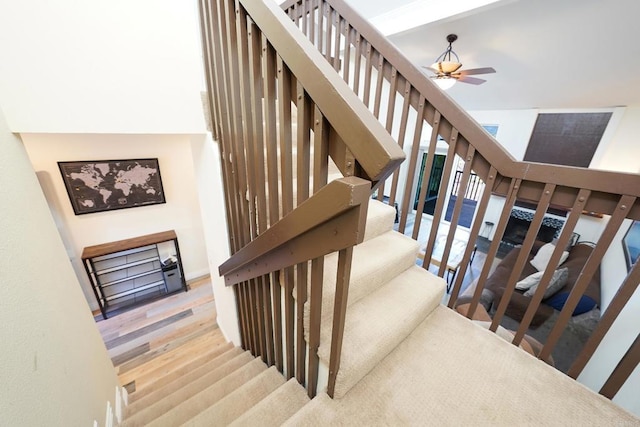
{"left": 183, "top": 366, "right": 286, "bottom": 426}
{"left": 317, "top": 265, "right": 445, "bottom": 398}
{"left": 229, "top": 378, "right": 310, "bottom": 427}
{"left": 312, "top": 230, "right": 420, "bottom": 327}
{"left": 285, "top": 305, "right": 639, "bottom": 425}
{"left": 144, "top": 357, "right": 267, "bottom": 427}
{"left": 123, "top": 351, "right": 257, "bottom": 426}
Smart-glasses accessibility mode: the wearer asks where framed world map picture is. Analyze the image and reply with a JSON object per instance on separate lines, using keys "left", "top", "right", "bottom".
{"left": 58, "top": 158, "right": 166, "bottom": 215}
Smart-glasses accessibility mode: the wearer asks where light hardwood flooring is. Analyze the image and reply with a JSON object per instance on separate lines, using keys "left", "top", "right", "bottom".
{"left": 94, "top": 276, "right": 228, "bottom": 394}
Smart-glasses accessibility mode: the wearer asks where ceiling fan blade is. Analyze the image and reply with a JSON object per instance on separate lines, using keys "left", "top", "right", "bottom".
{"left": 457, "top": 67, "right": 496, "bottom": 76}
{"left": 421, "top": 65, "right": 439, "bottom": 74}
{"left": 457, "top": 76, "right": 487, "bottom": 85}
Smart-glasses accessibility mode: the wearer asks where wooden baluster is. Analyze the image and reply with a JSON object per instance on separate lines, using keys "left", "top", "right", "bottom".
{"left": 308, "top": 0, "right": 316, "bottom": 46}
{"left": 397, "top": 97, "right": 427, "bottom": 233}
{"left": 490, "top": 184, "right": 556, "bottom": 331}
{"left": 362, "top": 43, "right": 373, "bottom": 107}
{"left": 295, "top": 84, "right": 312, "bottom": 384}
{"left": 436, "top": 146, "right": 476, "bottom": 289}
{"left": 333, "top": 12, "right": 341, "bottom": 71}
{"left": 235, "top": 2, "right": 259, "bottom": 242}
{"left": 316, "top": 0, "right": 323, "bottom": 54}
{"left": 262, "top": 39, "right": 279, "bottom": 227}
{"left": 262, "top": 37, "right": 283, "bottom": 371}
{"left": 324, "top": 4, "right": 332, "bottom": 61}
{"left": 388, "top": 81, "right": 412, "bottom": 207}
{"left": 247, "top": 19, "right": 267, "bottom": 236}
{"left": 270, "top": 270, "right": 283, "bottom": 372}
{"left": 343, "top": 23, "right": 352, "bottom": 84}
{"left": 222, "top": 0, "right": 250, "bottom": 249}
{"left": 465, "top": 178, "right": 520, "bottom": 319}
{"left": 448, "top": 167, "right": 496, "bottom": 306}
{"left": 327, "top": 247, "right": 354, "bottom": 398}
{"left": 307, "top": 105, "right": 330, "bottom": 396}
{"left": 421, "top": 129, "right": 458, "bottom": 276}
{"left": 539, "top": 195, "right": 637, "bottom": 362}
{"left": 512, "top": 189, "right": 590, "bottom": 344}
{"left": 569, "top": 259, "right": 640, "bottom": 379}
{"left": 352, "top": 33, "right": 362, "bottom": 96}
{"left": 600, "top": 333, "right": 640, "bottom": 399}
{"left": 307, "top": 256, "right": 324, "bottom": 398}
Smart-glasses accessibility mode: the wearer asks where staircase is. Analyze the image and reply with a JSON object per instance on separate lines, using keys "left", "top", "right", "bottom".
{"left": 120, "top": 200, "right": 637, "bottom": 425}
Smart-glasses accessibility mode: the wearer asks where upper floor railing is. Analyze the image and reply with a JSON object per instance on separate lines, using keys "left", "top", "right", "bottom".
{"left": 198, "top": 0, "right": 404, "bottom": 398}
{"left": 282, "top": 0, "right": 640, "bottom": 400}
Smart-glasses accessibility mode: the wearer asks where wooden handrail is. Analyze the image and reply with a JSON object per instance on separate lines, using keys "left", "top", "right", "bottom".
{"left": 282, "top": 0, "right": 640, "bottom": 219}
{"left": 219, "top": 177, "right": 370, "bottom": 285}
{"left": 240, "top": 0, "right": 405, "bottom": 184}
{"left": 280, "top": 0, "right": 640, "bottom": 400}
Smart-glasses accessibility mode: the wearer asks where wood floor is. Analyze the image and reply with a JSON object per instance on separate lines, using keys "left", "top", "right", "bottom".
{"left": 94, "top": 276, "right": 228, "bottom": 394}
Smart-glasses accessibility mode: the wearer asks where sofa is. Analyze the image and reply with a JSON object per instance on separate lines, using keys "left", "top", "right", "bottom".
{"left": 482, "top": 241, "right": 601, "bottom": 328}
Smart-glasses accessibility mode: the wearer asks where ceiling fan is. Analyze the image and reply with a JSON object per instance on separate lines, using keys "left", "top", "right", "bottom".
{"left": 423, "top": 34, "right": 496, "bottom": 89}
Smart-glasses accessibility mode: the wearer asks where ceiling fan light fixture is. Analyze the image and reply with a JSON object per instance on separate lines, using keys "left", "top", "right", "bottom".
{"left": 422, "top": 33, "right": 496, "bottom": 87}
{"left": 434, "top": 76, "right": 457, "bottom": 90}
{"left": 430, "top": 60, "right": 462, "bottom": 74}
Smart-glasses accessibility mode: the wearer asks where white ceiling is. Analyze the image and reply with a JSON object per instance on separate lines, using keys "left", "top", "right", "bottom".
{"left": 344, "top": 0, "right": 640, "bottom": 111}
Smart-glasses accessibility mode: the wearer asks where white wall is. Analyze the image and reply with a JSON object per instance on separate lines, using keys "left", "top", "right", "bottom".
{"left": 0, "top": 112, "right": 120, "bottom": 426}
{"left": 578, "top": 219, "right": 640, "bottom": 416}
{"left": 22, "top": 133, "right": 210, "bottom": 311}
{"left": 0, "top": 0, "right": 205, "bottom": 134}
{"left": 468, "top": 109, "right": 539, "bottom": 160}
{"left": 190, "top": 135, "right": 241, "bottom": 345}
{"left": 596, "top": 107, "right": 640, "bottom": 173}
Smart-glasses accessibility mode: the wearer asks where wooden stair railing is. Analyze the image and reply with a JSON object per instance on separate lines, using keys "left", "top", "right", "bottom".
{"left": 282, "top": 0, "right": 640, "bottom": 399}
{"left": 198, "top": 0, "right": 404, "bottom": 398}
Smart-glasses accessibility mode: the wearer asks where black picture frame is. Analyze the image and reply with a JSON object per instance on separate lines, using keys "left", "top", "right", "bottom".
{"left": 58, "top": 158, "right": 166, "bottom": 215}
{"left": 622, "top": 220, "right": 640, "bottom": 272}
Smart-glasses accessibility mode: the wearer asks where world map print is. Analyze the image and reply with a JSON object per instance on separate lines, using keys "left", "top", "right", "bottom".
{"left": 58, "top": 159, "right": 165, "bottom": 215}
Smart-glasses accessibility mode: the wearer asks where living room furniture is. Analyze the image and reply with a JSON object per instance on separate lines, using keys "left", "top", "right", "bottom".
{"left": 482, "top": 241, "right": 600, "bottom": 327}
{"left": 82, "top": 230, "right": 187, "bottom": 319}
{"left": 420, "top": 223, "right": 476, "bottom": 292}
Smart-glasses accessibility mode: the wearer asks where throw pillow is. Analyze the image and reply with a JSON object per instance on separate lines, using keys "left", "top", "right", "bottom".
{"left": 523, "top": 267, "right": 569, "bottom": 298}
{"left": 530, "top": 242, "right": 570, "bottom": 271}
{"left": 546, "top": 292, "right": 598, "bottom": 315}
{"left": 515, "top": 271, "right": 544, "bottom": 290}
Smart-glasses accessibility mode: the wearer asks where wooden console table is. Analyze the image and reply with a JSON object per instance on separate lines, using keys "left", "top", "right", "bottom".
{"left": 82, "top": 230, "right": 187, "bottom": 319}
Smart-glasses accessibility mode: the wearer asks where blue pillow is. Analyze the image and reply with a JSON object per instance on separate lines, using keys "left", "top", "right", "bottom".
{"left": 545, "top": 292, "right": 597, "bottom": 315}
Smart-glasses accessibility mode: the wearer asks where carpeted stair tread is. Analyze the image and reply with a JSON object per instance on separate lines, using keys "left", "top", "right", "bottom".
{"left": 144, "top": 357, "right": 267, "bottom": 427}
{"left": 317, "top": 265, "right": 446, "bottom": 398}
{"left": 123, "top": 351, "right": 256, "bottom": 426}
{"left": 362, "top": 199, "right": 396, "bottom": 242}
{"left": 229, "top": 379, "right": 310, "bottom": 427}
{"left": 285, "top": 306, "right": 639, "bottom": 425}
{"left": 125, "top": 346, "right": 243, "bottom": 414}
{"left": 309, "top": 230, "right": 419, "bottom": 316}
{"left": 183, "top": 366, "right": 286, "bottom": 426}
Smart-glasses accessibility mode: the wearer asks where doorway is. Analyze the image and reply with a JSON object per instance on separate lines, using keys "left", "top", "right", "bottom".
{"left": 413, "top": 153, "right": 446, "bottom": 215}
